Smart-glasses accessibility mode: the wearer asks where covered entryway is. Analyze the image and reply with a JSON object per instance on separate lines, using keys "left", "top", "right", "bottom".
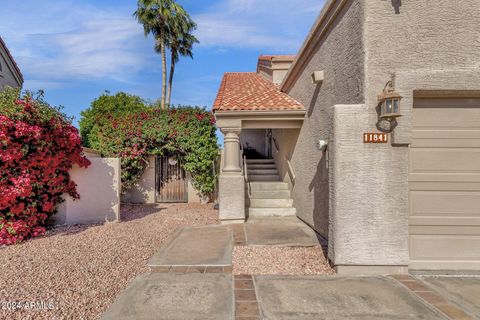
{"left": 409, "top": 97, "right": 480, "bottom": 270}
{"left": 155, "top": 156, "right": 188, "bottom": 203}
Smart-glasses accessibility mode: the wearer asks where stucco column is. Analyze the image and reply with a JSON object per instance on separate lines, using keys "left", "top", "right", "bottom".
{"left": 222, "top": 129, "right": 242, "bottom": 173}
{"left": 219, "top": 128, "right": 245, "bottom": 224}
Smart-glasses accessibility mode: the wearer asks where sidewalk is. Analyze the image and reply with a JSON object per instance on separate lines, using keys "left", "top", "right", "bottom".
{"left": 102, "top": 218, "right": 479, "bottom": 320}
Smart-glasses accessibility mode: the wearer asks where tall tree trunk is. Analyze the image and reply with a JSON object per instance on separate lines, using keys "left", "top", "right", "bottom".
{"left": 167, "top": 51, "right": 175, "bottom": 107}
{"left": 161, "top": 41, "right": 167, "bottom": 110}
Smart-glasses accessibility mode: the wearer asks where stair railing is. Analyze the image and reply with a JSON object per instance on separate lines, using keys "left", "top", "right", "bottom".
{"left": 286, "top": 157, "right": 296, "bottom": 185}
{"left": 243, "top": 155, "right": 251, "bottom": 197}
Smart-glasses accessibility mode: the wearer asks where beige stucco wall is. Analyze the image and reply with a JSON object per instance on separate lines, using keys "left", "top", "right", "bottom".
{"left": 271, "top": 129, "right": 300, "bottom": 191}
{"left": 329, "top": 105, "right": 409, "bottom": 266}
{"left": 56, "top": 157, "right": 121, "bottom": 225}
{"left": 258, "top": 60, "right": 294, "bottom": 85}
{"left": 280, "top": 0, "right": 480, "bottom": 270}
{"left": 364, "top": 0, "right": 480, "bottom": 145}
{"left": 283, "top": 0, "right": 365, "bottom": 238}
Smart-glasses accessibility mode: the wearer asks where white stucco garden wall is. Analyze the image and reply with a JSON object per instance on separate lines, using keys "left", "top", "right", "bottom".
{"left": 121, "top": 156, "right": 156, "bottom": 204}
{"left": 57, "top": 153, "right": 121, "bottom": 225}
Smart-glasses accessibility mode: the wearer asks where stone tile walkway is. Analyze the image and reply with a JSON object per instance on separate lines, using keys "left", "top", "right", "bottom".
{"left": 102, "top": 273, "right": 233, "bottom": 320}
{"left": 103, "top": 215, "right": 480, "bottom": 320}
{"left": 254, "top": 275, "right": 451, "bottom": 320}
{"left": 413, "top": 276, "right": 480, "bottom": 319}
{"left": 244, "top": 217, "right": 327, "bottom": 247}
{"left": 147, "top": 225, "right": 233, "bottom": 270}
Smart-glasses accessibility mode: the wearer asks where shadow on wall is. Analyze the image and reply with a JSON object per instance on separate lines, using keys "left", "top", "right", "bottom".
{"left": 308, "top": 153, "right": 329, "bottom": 238}
{"left": 308, "top": 83, "right": 323, "bottom": 118}
{"left": 59, "top": 157, "right": 121, "bottom": 225}
{"left": 391, "top": 0, "right": 401, "bottom": 14}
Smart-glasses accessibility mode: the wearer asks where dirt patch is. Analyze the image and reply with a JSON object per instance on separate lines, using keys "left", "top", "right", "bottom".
{"left": 233, "top": 246, "right": 335, "bottom": 276}
{"left": 0, "top": 203, "right": 218, "bottom": 320}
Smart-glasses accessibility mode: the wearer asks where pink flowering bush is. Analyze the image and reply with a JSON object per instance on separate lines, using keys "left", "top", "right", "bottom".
{"left": 0, "top": 88, "right": 90, "bottom": 245}
{"left": 80, "top": 93, "right": 218, "bottom": 195}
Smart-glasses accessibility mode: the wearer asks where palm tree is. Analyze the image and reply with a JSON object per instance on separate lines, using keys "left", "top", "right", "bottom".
{"left": 164, "top": 12, "right": 198, "bottom": 107}
{"left": 134, "top": 0, "right": 176, "bottom": 110}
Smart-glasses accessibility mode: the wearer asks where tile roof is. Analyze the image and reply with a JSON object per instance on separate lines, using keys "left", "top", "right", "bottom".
{"left": 213, "top": 72, "right": 304, "bottom": 112}
{"left": 0, "top": 37, "right": 24, "bottom": 83}
{"left": 258, "top": 55, "right": 296, "bottom": 62}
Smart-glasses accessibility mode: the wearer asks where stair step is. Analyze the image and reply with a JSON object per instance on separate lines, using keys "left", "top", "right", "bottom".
{"left": 247, "top": 164, "right": 277, "bottom": 170}
{"left": 248, "top": 190, "right": 291, "bottom": 199}
{"left": 249, "top": 207, "right": 296, "bottom": 217}
{"left": 249, "top": 182, "right": 289, "bottom": 191}
{"left": 249, "top": 198, "right": 293, "bottom": 208}
{"left": 246, "top": 159, "right": 275, "bottom": 164}
{"left": 248, "top": 169, "right": 279, "bottom": 175}
{"left": 249, "top": 175, "right": 281, "bottom": 182}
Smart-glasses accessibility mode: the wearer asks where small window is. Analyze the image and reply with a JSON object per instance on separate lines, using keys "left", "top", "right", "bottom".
{"left": 0, "top": 61, "right": 3, "bottom": 78}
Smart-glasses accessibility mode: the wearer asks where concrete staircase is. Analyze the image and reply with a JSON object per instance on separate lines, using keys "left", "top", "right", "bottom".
{"left": 246, "top": 159, "right": 296, "bottom": 217}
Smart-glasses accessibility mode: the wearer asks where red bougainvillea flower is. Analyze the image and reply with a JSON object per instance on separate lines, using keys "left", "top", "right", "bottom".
{"left": 0, "top": 93, "right": 90, "bottom": 245}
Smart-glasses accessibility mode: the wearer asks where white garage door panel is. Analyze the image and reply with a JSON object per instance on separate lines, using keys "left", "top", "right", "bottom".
{"left": 410, "top": 191, "right": 480, "bottom": 226}
{"left": 410, "top": 235, "right": 480, "bottom": 270}
{"left": 413, "top": 98, "right": 480, "bottom": 128}
{"left": 411, "top": 149, "right": 480, "bottom": 173}
{"left": 409, "top": 98, "right": 480, "bottom": 270}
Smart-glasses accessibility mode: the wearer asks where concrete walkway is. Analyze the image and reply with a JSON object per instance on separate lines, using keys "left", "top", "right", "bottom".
{"left": 147, "top": 225, "right": 233, "bottom": 271}
{"left": 244, "top": 217, "right": 327, "bottom": 247}
{"left": 102, "top": 273, "right": 234, "bottom": 320}
{"left": 255, "top": 276, "right": 447, "bottom": 320}
{"left": 103, "top": 216, "right": 479, "bottom": 320}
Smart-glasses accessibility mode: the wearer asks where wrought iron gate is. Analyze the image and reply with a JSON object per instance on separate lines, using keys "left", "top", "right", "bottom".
{"left": 155, "top": 156, "right": 188, "bottom": 203}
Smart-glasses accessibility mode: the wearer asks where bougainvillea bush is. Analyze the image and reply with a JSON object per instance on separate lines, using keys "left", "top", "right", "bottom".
{"left": 0, "top": 88, "right": 90, "bottom": 245}
{"left": 80, "top": 93, "right": 218, "bottom": 197}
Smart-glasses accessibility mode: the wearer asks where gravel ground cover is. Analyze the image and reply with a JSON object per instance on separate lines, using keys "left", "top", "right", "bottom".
{"left": 233, "top": 246, "right": 335, "bottom": 276}
{"left": 0, "top": 203, "right": 218, "bottom": 320}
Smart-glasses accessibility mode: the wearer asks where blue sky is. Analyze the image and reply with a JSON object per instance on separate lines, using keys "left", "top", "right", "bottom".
{"left": 0, "top": 0, "right": 324, "bottom": 127}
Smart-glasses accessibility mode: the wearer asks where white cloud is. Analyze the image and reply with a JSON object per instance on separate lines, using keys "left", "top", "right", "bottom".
{"left": 194, "top": 0, "right": 325, "bottom": 52}
{"left": 0, "top": 0, "right": 154, "bottom": 85}
{"left": 0, "top": 0, "right": 325, "bottom": 90}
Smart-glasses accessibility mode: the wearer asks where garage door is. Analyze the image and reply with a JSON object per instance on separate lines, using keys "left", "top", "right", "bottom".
{"left": 409, "top": 98, "right": 480, "bottom": 270}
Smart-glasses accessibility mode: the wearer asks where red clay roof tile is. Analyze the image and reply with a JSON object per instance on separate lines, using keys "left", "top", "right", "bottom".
{"left": 213, "top": 72, "right": 304, "bottom": 112}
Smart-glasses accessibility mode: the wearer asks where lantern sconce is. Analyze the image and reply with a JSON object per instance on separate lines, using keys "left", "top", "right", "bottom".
{"left": 378, "top": 80, "right": 402, "bottom": 120}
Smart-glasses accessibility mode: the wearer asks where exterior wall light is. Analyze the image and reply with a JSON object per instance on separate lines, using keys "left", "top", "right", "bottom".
{"left": 378, "top": 80, "right": 402, "bottom": 119}
{"left": 318, "top": 139, "right": 329, "bottom": 152}
{"left": 311, "top": 71, "right": 324, "bottom": 84}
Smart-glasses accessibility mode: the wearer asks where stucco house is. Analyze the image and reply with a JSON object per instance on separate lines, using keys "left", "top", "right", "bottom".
{"left": 0, "top": 37, "right": 23, "bottom": 90}
{"left": 214, "top": 0, "right": 480, "bottom": 274}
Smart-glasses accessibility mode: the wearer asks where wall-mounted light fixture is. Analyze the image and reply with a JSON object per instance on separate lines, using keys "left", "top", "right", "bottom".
{"left": 318, "top": 139, "right": 329, "bottom": 152}
{"left": 311, "top": 71, "right": 324, "bottom": 84}
{"left": 378, "top": 80, "right": 402, "bottom": 119}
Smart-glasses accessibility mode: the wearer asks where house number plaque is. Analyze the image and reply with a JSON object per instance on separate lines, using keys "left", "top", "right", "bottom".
{"left": 363, "top": 132, "right": 388, "bottom": 143}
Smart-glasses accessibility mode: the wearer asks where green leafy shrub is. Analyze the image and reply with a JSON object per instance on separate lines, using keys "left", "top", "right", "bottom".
{"left": 80, "top": 93, "right": 218, "bottom": 197}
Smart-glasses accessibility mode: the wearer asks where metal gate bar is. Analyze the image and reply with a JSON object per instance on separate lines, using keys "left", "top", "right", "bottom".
{"left": 155, "top": 156, "right": 188, "bottom": 203}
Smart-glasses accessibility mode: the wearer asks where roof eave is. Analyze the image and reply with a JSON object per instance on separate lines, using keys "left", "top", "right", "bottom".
{"left": 280, "top": 0, "right": 347, "bottom": 93}
{"left": 214, "top": 109, "right": 306, "bottom": 116}
{"left": 0, "top": 37, "right": 24, "bottom": 85}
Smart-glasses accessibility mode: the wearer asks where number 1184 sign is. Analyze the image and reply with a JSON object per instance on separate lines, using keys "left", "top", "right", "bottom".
{"left": 363, "top": 132, "right": 388, "bottom": 143}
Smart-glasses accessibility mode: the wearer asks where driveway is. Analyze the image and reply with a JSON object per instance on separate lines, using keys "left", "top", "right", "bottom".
{"left": 103, "top": 273, "right": 479, "bottom": 319}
